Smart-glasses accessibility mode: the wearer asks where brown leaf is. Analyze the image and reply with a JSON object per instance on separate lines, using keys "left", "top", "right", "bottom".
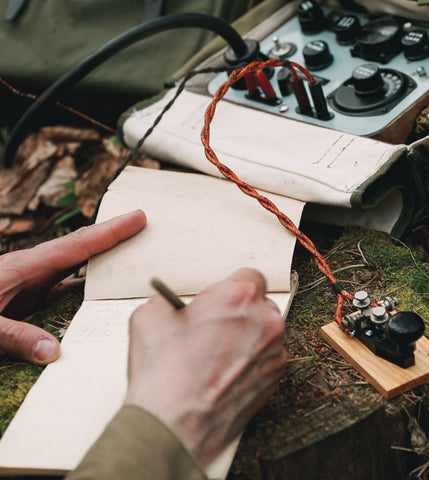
{"left": 0, "top": 161, "right": 52, "bottom": 215}
{"left": 101, "top": 138, "right": 123, "bottom": 158}
{"left": 75, "top": 155, "right": 122, "bottom": 218}
{"left": 74, "top": 138, "right": 160, "bottom": 218}
{"left": 63, "top": 142, "right": 81, "bottom": 155}
{"left": 0, "top": 131, "right": 59, "bottom": 214}
{"left": 0, "top": 168, "right": 19, "bottom": 192}
{"left": 39, "top": 126, "right": 100, "bottom": 142}
{"left": 79, "top": 199, "right": 98, "bottom": 219}
{"left": 135, "top": 157, "right": 161, "bottom": 170}
{"left": 13, "top": 134, "right": 57, "bottom": 172}
{"left": 28, "top": 156, "right": 77, "bottom": 210}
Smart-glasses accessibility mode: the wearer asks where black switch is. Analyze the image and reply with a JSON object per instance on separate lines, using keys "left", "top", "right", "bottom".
{"left": 277, "top": 67, "right": 293, "bottom": 96}
{"left": 333, "top": 15, "right": 361, "bottom": 45}
{"left": 401, "top": 29, "right": 429, "bottom": 61}
{"left": 303, "top": 40, "right": 333, "bottom": 70}
{"left": 298, "top": 0, "right": 326, "bottom": 34}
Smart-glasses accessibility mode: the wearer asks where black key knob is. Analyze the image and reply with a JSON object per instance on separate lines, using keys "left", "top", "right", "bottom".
{"left": 388, "top": 311, "right": 425, "bottom": 346}
{"left": 401, "top": 29, "right": 429, "bottom": 61}
{"left": 352, "top": 17, "right": 402, "bottom": 64}
{"left": 303, "top": 40, "right": 333, "bottom": 70}
{"left": 352, "top": 64, "right": 384, "bottom": 95}
{"left": 333, "top": 15, "right": 361, "bottom": 45}
{"left": 277, "top": 67, "right": 293, "bottom": 96}
{"left": 298, "top": 0, "right": 326, "bottom": 34}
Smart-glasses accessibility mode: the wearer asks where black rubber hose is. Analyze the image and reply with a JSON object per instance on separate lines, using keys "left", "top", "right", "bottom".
{"left": 4, "top": 12, "right": 249, "bottom": 165}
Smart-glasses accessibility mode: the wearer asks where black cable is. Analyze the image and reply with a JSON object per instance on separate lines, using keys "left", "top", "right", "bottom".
{"left": 4, "top": 12, "right": 249, "bottom": 166}
{"left": 90, "top": 65, "right": 228, "bottom": 225}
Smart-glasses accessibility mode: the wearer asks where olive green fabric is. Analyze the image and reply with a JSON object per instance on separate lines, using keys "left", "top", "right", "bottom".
{"left": 0, "top": 0, "right": 264, "bottom": 125}
{"left": 66, "top": 405, "right": 207, "bottom": 480}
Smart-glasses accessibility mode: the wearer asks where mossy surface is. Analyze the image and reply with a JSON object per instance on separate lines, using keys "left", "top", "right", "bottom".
{"left": 289, "top": 225, "right": 429, "bottom": 333}
{"left": 0, "top": 286, "right": 83, "bottom": 437}
{"left": 0, "top": 366, "right": 43, "bottom": 436}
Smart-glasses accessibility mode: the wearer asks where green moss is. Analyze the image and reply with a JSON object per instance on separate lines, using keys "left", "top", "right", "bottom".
{"left": 290, "top": 226, "right": 429, "bottom": 333}
{"left": 0, "top": 287, "right": 83, "bottom": 437}
{"left": 30, "top": 286, "right": 84, "bottom": 338}
{"left": 0, "top": 365, "right": 43, "bottom": 435}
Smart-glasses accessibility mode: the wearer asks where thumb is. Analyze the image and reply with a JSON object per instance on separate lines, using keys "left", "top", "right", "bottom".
{"left": 0, "top": 316, "right": 60, "bottom": 365}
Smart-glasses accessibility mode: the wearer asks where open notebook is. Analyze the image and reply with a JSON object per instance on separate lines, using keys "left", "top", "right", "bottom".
{"left": 0, "top": 166, "right": 303, "bottom": 479}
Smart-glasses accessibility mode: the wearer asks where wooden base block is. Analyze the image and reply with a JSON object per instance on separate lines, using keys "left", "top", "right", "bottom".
{"left": 321, "top": 322, "right": 429, "bottom": 399}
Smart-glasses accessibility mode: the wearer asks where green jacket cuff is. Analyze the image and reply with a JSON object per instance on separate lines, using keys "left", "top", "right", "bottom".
{"left": 66, "top": 405, "right": 207, "bottom": 480}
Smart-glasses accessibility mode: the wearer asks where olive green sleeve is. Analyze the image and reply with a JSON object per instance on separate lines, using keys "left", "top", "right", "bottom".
{"left": 66, "top": 405, "right": 207, "bottom": 480}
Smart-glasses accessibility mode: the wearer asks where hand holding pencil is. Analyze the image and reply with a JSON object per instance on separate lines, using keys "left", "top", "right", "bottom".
{"left": 125, "top": 268, "right": 287, "bottom": 467}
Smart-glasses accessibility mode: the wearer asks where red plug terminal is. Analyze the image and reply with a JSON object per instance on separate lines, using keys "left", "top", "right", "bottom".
{"left": 244, "top": 72, "right": 258, "bottom": 97}
{"left": 290, "top": 75, "right": 311, "bottom": 113}
{"left": 255, "top": 70, "right": 277, "bottom": 101}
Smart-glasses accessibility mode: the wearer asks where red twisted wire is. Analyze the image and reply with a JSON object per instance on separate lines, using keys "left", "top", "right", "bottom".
{"left": 289, "top": 61, "right": 316, "bottom": 83}
{"left": 200, "top": 59, "right": 353, "bottom": 325}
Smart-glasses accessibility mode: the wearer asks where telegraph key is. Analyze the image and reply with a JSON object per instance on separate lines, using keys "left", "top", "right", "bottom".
{"left": 340, "top": 291, "right": 425, "bottom": 368}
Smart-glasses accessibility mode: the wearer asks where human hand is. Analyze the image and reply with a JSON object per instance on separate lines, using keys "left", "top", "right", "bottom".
{"left": 125, "top": 268, "right": 288, "bottom": 467}
{"left": 0, "top": 210, "right": 146, "bottom": 365}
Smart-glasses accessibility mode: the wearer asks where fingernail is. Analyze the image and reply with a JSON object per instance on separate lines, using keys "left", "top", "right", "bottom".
{"left": 33, "top": 338, "right": 59, "bottom": 364}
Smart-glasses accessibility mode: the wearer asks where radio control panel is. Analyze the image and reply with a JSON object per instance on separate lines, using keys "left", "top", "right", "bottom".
{"left": 207, "top": 1, "right": 429, "bottom": 139}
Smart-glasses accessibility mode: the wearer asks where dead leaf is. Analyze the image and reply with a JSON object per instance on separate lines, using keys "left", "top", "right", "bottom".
{"left": 0, "top": 131, "right": 60, "bottom": 214}
{"left": 135, "top": 157, "right": 162, "bottom": 169}
{"left": 13, "top": 134, "right": 57, "bottom": 172}
{"left": 39, "top": 126, "right": 100, "bottom": 142}
{"left": 0, "top": 128, "right": 159, "bottom": 221}
{"left": 63, "top": 142, "right": 81, "bottom": 156}
{"left": 0, "top": 168, "right": 19, "bottom": 192}
{"left": 75, "top": 138, "right": 160, "bottom": 218}
{"left": 101, "top": 138, "right": 123, "bottom": 158}
{"left": 0, "top": 161, "right": 52, "bottom": 215}
{"left": 28, "top": 156, "right": 77, "bottom": 210}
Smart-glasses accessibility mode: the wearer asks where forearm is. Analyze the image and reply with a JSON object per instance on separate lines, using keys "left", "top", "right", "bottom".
{"left": 66, "top": 405, "right": 207, "bottom": 480}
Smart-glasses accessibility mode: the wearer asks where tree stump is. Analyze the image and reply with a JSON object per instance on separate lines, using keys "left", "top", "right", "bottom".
{"left": 228, "top": 327, "right": 429, "bottom": 480}
{"left": 227, "top": 226, "right": 429, "bottom": 480}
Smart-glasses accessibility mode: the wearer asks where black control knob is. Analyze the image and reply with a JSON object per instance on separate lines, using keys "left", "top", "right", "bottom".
{"left": 277, "top": 67, "right": 293, "bottom": 96}
{"left": 333, "top": 15, "right": 361, "bottom": 45}
{"left": 388, "top": 311, "right": 425, "bottom": 346}
{"left": 401, "top": 29, "right": 429, "bottom": 61}
{"left": 352, "top": 64, "right": 384, "bottom": 95}
{"left": 298, "top": 0, "right": 326, "bottom": 34}
{"left": 351, "top": 17, "right": 402, "bottom": 64}
{"left": 303, "top": 40, "right": 333, "bottom": 70}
